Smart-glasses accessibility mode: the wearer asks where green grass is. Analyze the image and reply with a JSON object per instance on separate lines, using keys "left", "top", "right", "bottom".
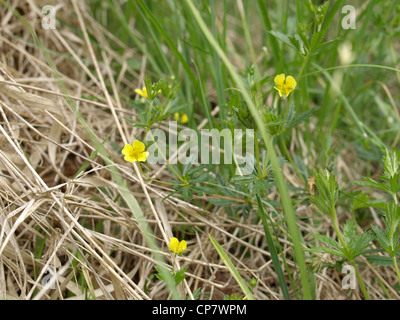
{"left": 3, "top": 0, "right": 400, "bottom": 300}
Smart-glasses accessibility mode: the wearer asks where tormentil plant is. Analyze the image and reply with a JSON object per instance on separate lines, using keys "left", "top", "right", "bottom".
{"left": 354, "top": 149, "right": 400, "bottom": 286}
{"left": 155, "top": 237, "right": 188, "bottom": 293}
{"left": 308, "top": 169, "right": 373, "bottom": 300}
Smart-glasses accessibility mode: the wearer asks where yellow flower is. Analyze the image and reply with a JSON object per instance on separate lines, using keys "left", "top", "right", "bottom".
{"left": 274, "top": 73, "right": 297, "bottom": 97}
{"left": 135, "top": 87, "right": 148, "bottom": 99}
{"left": 122, "top": 140, "right": 149, "bottom": 163}
{"left": 168, "top": 237, "right": 187, "bottom": 254}
{"left": 135, "top": 86, "right": 162, "bottom": 99}
{"left": 174, "top": 112, "right": 189, "bottom": 124}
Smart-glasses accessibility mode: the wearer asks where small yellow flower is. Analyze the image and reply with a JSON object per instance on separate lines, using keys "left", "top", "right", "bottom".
{"left": 274, "top": 73, "right": 297, "bottom": 97}
{"left": 135, "top": 86, "right": 162, "bottom": 99}
{"left": 168, "top": 237, "right": 187, "bottom": 254}
{"left": 122, "top": 140, "right": 149, "bottom": 163}
{"left": 135, "top": 87, "right": 148, "bottom": 99}
{"left": 174, "top": 112, "right": 189, "bottom": 124}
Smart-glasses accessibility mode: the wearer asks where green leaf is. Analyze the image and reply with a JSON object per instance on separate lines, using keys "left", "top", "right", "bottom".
{"left": 253, "top": 179, "right": 273, "bottom": 196}
{"left": 366, "top": 255, "right": 400, "bottom": 267}
{"left": 268, "top": 30, "right": 299, "bottom": 53}
{"left": 175, "top": 267, "right": 188, "bottom": 285}
{"left": 353, "top": 178, "right": 391, "bottom": 194}
{"left": 371, "top": 225, "right": 392, "bottom": 255}
{"left": 256, "top": 195, "right": 290, "bottom": 300}
{"left": 208, "top": 198, "right": 237, "bottom": 206}
{"left": 383, "top": 148, "right": 399, "bottom": 179}
{"left": 208, "top": 234, "right": 255, "bottom": 300}
{"left": 286, "top": 106, "right": 320, "bottom": 129}
{"left": 311, "top": 233, "right": 342, "bottom": 251}
{"left": 354, "top": 231, "right": 374, "bottom": 256}
{"left": 306, "top": 246, "right": 345, "bottom": 258}
{"left": 352, "top": 192, "right": 371, "bottom": 210}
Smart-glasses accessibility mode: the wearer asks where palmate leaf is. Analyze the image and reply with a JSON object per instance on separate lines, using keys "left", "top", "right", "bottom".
{"left": 253, "top": 178, "right": 274, "bottom": 196}
{"left": 174, "top": 266, "right": 188, "bottom": 285}
{"left": 285, "top": 106, "right": 321, "bottom": 129}
{"left": 309, "top": 233, "right": 345, "bottom": 258}
{"left": 371, "top": 225, "right": 392, "bottom": 255}
{"left": 383, "top": 148, "right": 399, "bottom": 179}
{"left": 353, "top": 178, "right": 391, "bottom": 194}
{"left": 342, "top": 220, "right": 373, "bottom": 259}
{"left": 343, "top": 220, "right": 357, "bottom": 248}
{"left": 268, "top": 30, "right": 299, "bottom": 53}
{"left": 311, "top": 233, "right": 342, "bottom": 250}
{"left": 366, "top": 255, "right": 400, "bottom": 267}
{"left": 354, "top": 231, "right": 374, "bottom": 257}
{"left": 307, "top": 246, "right": 345, "bottom": 258}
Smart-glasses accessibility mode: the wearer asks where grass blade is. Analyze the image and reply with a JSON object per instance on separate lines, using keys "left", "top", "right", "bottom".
{"left": 256, "top": 195, "right": 290, "bottom": 299}
{"left": 186, "top": 0, "right": 313, "bottom": 299}
{"left": 209, "top": 234, "right": 255, "bottom": 300}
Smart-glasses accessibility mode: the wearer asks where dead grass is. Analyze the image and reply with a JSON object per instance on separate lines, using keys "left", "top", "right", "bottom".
{"left": 0, "top": 0, "right": 397, "bottom": 300}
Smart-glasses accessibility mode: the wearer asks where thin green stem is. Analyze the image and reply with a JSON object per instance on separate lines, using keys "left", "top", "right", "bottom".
{"left": 350, "top": 260, "right": 370, "bottom": 300}
{"left": 279, "top": 138, "right": 306, "bottom": 187}
{"left": 185, "top": 0, "right": 313, "bottom": 299}
{"left": 392, "top": 255, "right": 400, "bottom": 286}
{"left": 254, "top": 130, "right": 261, "bottom": 177}
{"left": 331, "top": 212, "right": 346, "bottom": 248}
{"left": 147, "top": 130, "right": 186, "bottom": 184}
{"left": 137, "top": 163, "right": 184, "bottom": 187}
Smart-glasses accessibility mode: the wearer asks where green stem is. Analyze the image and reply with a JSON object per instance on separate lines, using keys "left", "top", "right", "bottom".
{"left": 332, "top": 212, "right": 346, "bottom": 248}
{"left": 284, "top": 53, "right": 310, "bottom": 120}
{"left": 392, "top": 255, "right": 400, "bottom": 287}
{"left": 350, "top": 260, "right": 370, "bottom": 300}
{"left": 137, "top": 163, "right": 184, "bottom": 187}
{"left": 279, "top": 137, "right": 306, "bottom": 187}
{"left": 147, "top": 130, "right": 186, "bottom": 184}
{"left": 186, "top": 0, "right": 312, "bottom": 299}
{"left": 254, "top": 130, "right": 261, "bottom": 177}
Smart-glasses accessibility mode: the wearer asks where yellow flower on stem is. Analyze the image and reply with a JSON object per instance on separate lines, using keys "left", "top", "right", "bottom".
{"left": 135, "top": 87, "right": 148, "bottom": 99}
{"left": 174, "top": 112, "right": 189, "bottom": 124}
{"left": 122, "top": 140, "right": 149, "bottom": 163}
{"left": 168, "top": 237, "right": 187, "bottom": 254}
{"left": 135, "top": 86, "right": 162, "bottom": 100}
{"left": 274, "top": 73, "right": 297, "bottom": 97}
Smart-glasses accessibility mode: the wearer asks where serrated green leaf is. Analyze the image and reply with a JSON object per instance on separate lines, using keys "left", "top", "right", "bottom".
{"left": 208, "top": 197, "right": 237, "bottom": 206}
{"left": 268, "top": 30, "right": 299, "bottom": 52}
{"left": 371, "top": 225, "right": 391, "bottom": 254}
{"left": 366, "top": 255, "right": 400, "bottom": 267}
{"left": 286, "top": 106, "right": 320, "bottom": 128}
{"left": 306, "top": 246, "right": 345, "bottom": 258}
{"left": 353, "top": 178, "right": 390, "bottom": 193}
{"left": 175, "top": 266, "right": 188, "bottom": 285}
{"left": 354, "top": 231, "right": 373, "bottom": 256}
{"left": 311, "top": 233, "right": 342, "bottom": 251}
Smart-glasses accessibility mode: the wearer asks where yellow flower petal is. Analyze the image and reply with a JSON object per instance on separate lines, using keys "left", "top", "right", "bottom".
{"left": 132, "top": 140, "right": 145, "bottom": 153}
{"left": 137, "top": 151, "right": 149, "bottom": 162}
{"left": 174, "top": 112, "right": 180, "bottom": 122}
{"left": 274, "top": 74, "right": 297, "bottom": 97}
{"left": 177, "top": 240, "right": 187, "bottom": 253}
{"left": 135, "top": 87, "right": 148, "bottom": 98}
{"left": 274, "top": 73, "right": 285, "bottom": 86}
{"left": 180, "top": 113, "right": 188, "bottom": 124}
{"left": 124, "top": 155, "right": 136, "bottom": 163}
{"left": 285, "top": 75, "right": 297, "bottom": 90}
{"left": 168, "top": 237, "right": 187, "bottom": 254}
{"left": 274, "top": 86, "right": 283, "bottom": 97}
{"left": 122, "top": 144, "right": 133, "bottom": 156}
{"left": 168, "top": 237, "right": 179, "bottom": 252}
{"left": 122, "top": 140, "right": 148, "bottom": 163}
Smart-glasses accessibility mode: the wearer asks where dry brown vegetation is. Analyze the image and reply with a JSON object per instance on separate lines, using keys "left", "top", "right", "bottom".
{"left": 0, "top": 0, "right": 398, "bottom": 300}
